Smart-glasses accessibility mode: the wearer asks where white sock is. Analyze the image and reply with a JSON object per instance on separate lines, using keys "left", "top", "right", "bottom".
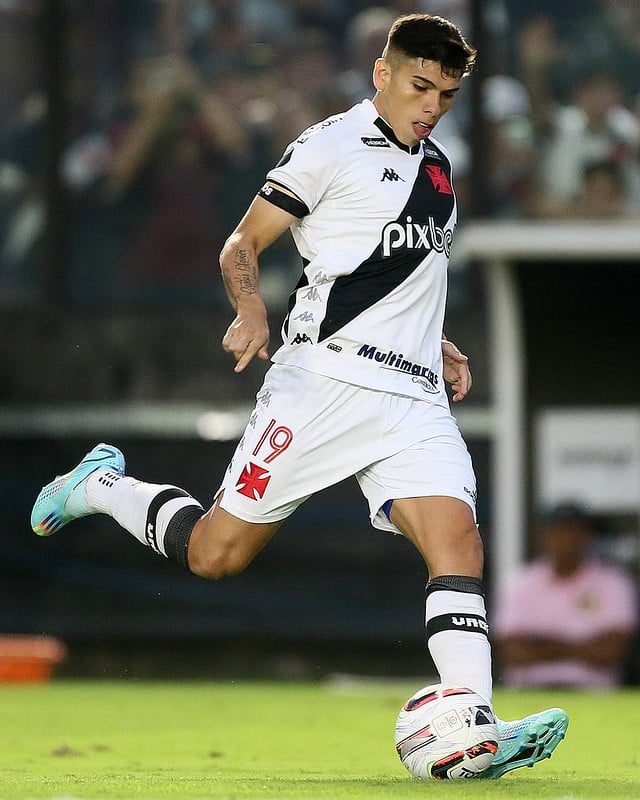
{"left": 84, "top": 469, "right": 128, "bottom": 514}
{"left": 84, "top": 469, "right": 202, "bottom": 558}
{"left": 425, "top": 579, "right": 493, "bottom": 704}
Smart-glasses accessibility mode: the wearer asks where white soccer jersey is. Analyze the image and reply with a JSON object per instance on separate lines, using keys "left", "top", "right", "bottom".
{"left": 259, "top": 98, "right": 458, "bottom": 404}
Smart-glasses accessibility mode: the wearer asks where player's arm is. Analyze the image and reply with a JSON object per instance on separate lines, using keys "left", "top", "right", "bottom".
{"left": 568, "top": 630, "right": 635, "bottom": 668}
{"left": 496, "top": 634, "right": 568, "bottom": 666}
{"left": 220, "top": 192, "right": 298, "bottom": 372}
{"left": 441, "top": 334, "right": 472, "bottom": 402}
{"left": 497, "top": 630, "right": 634, "bottom": 669}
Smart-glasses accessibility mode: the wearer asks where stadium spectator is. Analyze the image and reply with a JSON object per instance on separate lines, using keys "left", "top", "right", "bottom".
{"left": 268, "top": 26, "right": 345, "bottom": 157}
{"left": 515, "top": 9, "right": 640, "bottom": 216}
{"left": 0, "top": 90, "right": 47, "bottom": 302}
{"left": 32, "top": 13, "right": 569, "bottom": 779}
{"left": 541, "top": 159, "right": 640, "bottom": 220}
{"left": 336, "top": 7, "right": 397, "bottom": 104}
{"left": 96, "top": 52, "right": 236, "bottom": 304}
{"left": 481, "top": 74, "right": 537, "bottom": 218}
{"left": 579, "top": 1, "right": 640, "bottom": 102}
{"left": 0, "top": 0, "right": 42, "bottom": 123}
{"left": 536, "top": 69, "right": 640, "bottom": 213}
{"left": 511, "top": 1, "right": 640, "bottom": 108}
{"left": 493, "top": 503, "right": 639, "bottom": 689}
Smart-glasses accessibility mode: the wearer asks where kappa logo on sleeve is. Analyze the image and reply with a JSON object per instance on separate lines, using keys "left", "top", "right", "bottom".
{"left": 235, "top": 462, "right": 271, "bottom": 500}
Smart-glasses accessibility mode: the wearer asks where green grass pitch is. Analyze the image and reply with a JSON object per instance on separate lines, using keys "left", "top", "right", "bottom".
{"left": 0, "top": 680, "right": 638, "bottom": 799}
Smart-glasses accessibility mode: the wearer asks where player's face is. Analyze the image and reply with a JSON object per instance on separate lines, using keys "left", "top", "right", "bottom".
{"left": 372, "top": 56, "right": 461, "bottom": 146}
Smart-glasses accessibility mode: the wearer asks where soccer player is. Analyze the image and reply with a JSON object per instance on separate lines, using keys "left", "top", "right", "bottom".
{"left": 32, "top": 14, "right": 568, "bottom": 777}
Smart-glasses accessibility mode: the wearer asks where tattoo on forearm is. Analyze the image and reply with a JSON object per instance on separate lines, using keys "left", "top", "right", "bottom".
{"left": 231, "top": 248, "right": 258, "bottom": 295}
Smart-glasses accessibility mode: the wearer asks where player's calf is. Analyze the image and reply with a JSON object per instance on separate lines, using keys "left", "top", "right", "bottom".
{"left": 187, "top": 505, "right": 283, "bottom": 579}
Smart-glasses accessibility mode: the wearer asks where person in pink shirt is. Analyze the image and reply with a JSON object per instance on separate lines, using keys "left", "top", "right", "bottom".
{"left": 493, "top": 503, "right": 639, "bottom": 689}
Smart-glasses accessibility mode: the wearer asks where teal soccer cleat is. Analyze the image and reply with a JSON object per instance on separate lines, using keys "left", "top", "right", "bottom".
{"left": 481, "top": 707, "right": 569, "bottom": 779}
{"left": 31, "top": 443, "right": 124, "bottom": 536}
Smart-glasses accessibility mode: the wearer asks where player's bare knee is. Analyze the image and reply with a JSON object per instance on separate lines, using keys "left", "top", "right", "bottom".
{"left": 425, "top": 523, "right": 484, "bottom": 579}
{"left": 189, "top": 547, "right": 252, "bottom": 580}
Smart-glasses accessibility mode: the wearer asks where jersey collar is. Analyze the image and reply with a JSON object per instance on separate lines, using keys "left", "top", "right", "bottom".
{"left": 373, "top": 115, "right": 422, "bottom": 155}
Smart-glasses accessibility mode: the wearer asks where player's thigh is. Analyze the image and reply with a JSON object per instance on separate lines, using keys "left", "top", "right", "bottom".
{"left": 216, "top": 364, "right": 391, "bottom": 525}
{"left": 389, "top": 495, "right": 483, "bottom": 579}
{"left": 357, "top": 403, "right": 478, "bottom": 533}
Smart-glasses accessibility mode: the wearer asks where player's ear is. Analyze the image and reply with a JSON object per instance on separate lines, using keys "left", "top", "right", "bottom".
{"left": 373, "top": 57, "right": 390, "bottom": 91}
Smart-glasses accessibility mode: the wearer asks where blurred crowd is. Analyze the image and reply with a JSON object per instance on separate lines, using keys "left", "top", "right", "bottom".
{"left": 2, "top": 0, "right": 640, "bottom": 307}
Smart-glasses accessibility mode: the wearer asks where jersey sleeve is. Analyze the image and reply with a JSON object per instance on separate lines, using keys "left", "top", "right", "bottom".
{"left": 260, "top": 127, "right": 341, "bottom": 218}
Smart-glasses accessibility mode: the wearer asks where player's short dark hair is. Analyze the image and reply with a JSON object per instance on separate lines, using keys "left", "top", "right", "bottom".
{"left": 384, "top": 14, "right": 476, "bottom": 77}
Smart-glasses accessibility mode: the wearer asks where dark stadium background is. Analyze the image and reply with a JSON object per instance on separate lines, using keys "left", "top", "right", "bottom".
{"left": 1, "top": 0, "right": 638, "bottom": 680}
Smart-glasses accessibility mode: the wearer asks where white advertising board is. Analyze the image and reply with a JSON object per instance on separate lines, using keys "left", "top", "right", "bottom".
{"left": 536, "top": 408, "right": 640, "bottom": 511}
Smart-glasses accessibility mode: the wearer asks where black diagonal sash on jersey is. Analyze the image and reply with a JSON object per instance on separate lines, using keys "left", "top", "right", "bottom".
{"left": 316, "top": 147, "right": 455, "bottom": 342}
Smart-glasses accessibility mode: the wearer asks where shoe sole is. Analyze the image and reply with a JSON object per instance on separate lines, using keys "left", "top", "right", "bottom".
{"left": 482, "top": 709, "right": 569, "bottom": 779}
{"left": 31, "top": 444, "right": 124, "bottom": 536}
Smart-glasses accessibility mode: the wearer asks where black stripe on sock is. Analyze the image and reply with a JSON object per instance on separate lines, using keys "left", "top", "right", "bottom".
{"left": 426, "top": 613, "right": 489, "bottom": 639}
{"left": 425, "top": 575, "right": 485, "bottom": 599}
{"left": 145, "top": 488, "right": 190, "bottom": 553}
{"left": 164, "top": 505, "right": 202, "bottom": 573}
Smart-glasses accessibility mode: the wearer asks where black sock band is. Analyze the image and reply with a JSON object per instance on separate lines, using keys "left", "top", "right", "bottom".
{"left": 426, "top": 613, "right": 489, "bottom": 639}
{"left": 163, "top": 505, "right": 202, "bottom": 573}
{"left": 145, "top": 488, "right": 190, "bottom": 552}
{"left": 425, "top": 574, "right": 485, "bottom": 599}
{"left": 425, "top": 576, "right": 488, "bottom": 642}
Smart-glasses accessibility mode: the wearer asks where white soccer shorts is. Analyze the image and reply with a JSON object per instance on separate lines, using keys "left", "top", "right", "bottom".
{"left": 216, "top": 364, "right": 476, "bottom": 533}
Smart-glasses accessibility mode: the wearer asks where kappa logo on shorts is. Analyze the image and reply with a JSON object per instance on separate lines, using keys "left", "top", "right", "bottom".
{"left": 464, "top": 485, "right": 477, "bottom": 504}
{"left": 236, "top": 462, "right": 271, "bottom": 500}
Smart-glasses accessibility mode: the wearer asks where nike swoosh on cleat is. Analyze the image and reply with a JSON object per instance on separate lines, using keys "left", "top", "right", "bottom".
{"left": 83, "top": 448, "right": 118, "bottom": 463}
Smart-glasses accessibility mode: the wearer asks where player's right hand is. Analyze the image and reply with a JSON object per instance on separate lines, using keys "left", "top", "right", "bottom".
{"left": 222, "top": 306, "right": 270, "bottom": 373}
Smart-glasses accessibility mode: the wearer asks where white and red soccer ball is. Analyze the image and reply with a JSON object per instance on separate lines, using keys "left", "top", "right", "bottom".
{"left": 395, "top": 684, "right": 498, "bottom": 779}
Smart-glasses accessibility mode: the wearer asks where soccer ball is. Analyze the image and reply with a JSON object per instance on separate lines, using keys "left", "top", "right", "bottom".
{"left": 395, "top": 684, "right": 498, "bottom": 780}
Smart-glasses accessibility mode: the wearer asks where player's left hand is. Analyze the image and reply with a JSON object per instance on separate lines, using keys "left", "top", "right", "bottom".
{"left": 441, "top": 338, "right": 472, "bottom": 402}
